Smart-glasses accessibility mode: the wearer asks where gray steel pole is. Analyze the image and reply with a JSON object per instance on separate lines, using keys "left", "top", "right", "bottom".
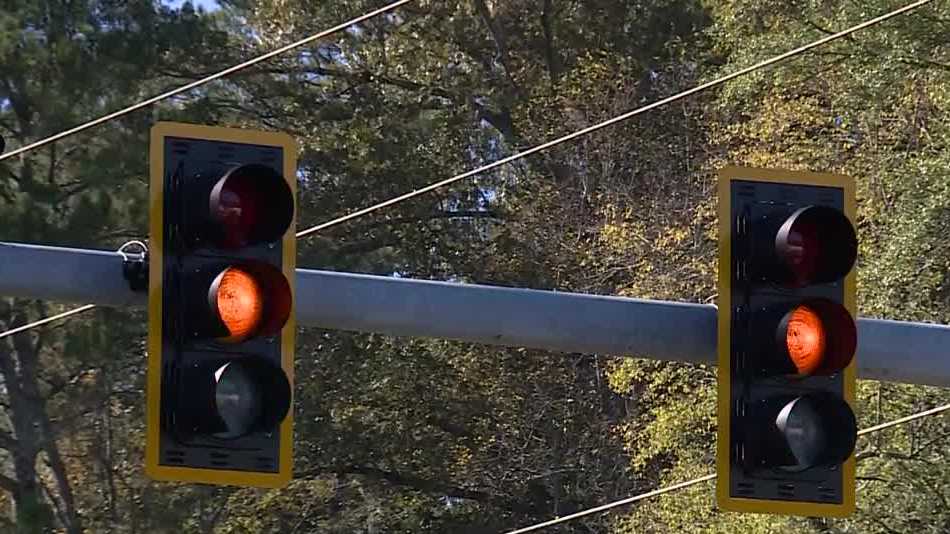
{"left": 297, "top": 269, "right": 717, "bottom": 365}
{"left": 0, "top": 242, "right": 143, "bottom": 307}
{"left": 0, "top": 241, "right": 947, "bottom": 387}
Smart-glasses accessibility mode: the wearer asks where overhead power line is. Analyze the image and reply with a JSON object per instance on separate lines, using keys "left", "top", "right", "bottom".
{"left": 0, "top": 0, "right": 935, "bottom": 341}
{"left": 0, "top": 0, "right": 411, "bottom": 336}
{"left": 295, "top": 0, "right": 935, "bottom": 238}
{"left": 856, "top": 402, "right": 950, "bottom": 436}
{"left": 0, "top": 304, "right": 96, "bottom": 341}
{"left": 505, "top": 402, "right": 950, "bottom": 534}
{"left": 0, "top": 0, "right": 413, "bottom": 163}
{"left": 506, "top": 475, "right": 718, "bottom": 534}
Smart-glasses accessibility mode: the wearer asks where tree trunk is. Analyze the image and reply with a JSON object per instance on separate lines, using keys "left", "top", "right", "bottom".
{"left": 10, "top": 448, "right": 51, "bottom": 533}
{"left": 0, "top": 308, "right": 81, "bottom": 532}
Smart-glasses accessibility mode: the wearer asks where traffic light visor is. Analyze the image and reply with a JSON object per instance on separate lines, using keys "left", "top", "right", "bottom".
{"left": 777, "top": 299, "right": 856, "bottom": 376}
{"left": 775, "top": 206, "right": 856, "bottom": 287}
{"left": 175, "top": 357, "right": 292, "bottom": 440}
{"left": 214, "top": 358, "right": 291, "bottom": 438}
{"left": 773, "top": 393, "right": 857, "bottom": 471}
{"left": 209, "top": 164, "right": 294, "bottom": 248}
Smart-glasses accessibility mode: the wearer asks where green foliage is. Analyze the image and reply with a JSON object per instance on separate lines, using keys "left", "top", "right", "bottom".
{"left": 620, "top": 2, "right": 950, "bottom": 533}
{"left": 0, "top": 1, "right": 948, "bottom": 532}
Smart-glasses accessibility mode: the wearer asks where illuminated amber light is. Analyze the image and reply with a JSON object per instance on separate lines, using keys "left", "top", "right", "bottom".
{"left": 216, "top": 268, "right": 264, "bottom": 342}
{"left": 786, "top": 306, "right": 826, "bottom": 375}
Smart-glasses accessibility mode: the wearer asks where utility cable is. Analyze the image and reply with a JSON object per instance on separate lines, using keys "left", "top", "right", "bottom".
{"left": 505, "top": 474, "right": 718, "bottom": 534}
{"left": 0, "top": 0, "right": 413, "bottom": 334}
{"left": 505, "top": 402, "right": 950, "bottom": 534}
{"left": 0, "top": 0, "right": 935, "bottom": 347}
{"left": 0, "top": 304, "right": 96, "bottom": 341}
{"left": 295, "top": 0, "right": 934, "bottom": 238}
{"left": 0, "top": 237, "right": 151, "bottom": 340}
{"left": 0, "top": 0, "right": 413, "bottom": 163}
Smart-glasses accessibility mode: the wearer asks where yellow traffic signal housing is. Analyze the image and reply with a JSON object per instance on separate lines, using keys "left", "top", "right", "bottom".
{"left": 147, "top": 122, "right": 296, "bottom": 487}
{"left": 717, "top": 166, "right": 857, "bottom": 516}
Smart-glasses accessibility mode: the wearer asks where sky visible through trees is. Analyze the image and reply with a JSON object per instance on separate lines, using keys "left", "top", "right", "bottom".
{"left": 0, "top": 1, "right": 948, "bottom": 533}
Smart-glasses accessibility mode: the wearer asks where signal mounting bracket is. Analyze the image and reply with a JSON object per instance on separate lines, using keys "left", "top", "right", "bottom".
{"left": 118, "top": 240, "right": 149, "bottom": 293}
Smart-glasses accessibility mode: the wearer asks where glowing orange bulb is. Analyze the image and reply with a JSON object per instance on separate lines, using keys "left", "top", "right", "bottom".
{"left": 216, "top": 268, "right": 264, "bottom": 343}
{"left": 786, "top": 305, "right": 826, "bottom": 376}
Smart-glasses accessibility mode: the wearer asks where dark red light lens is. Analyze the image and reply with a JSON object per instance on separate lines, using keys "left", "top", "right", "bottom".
{"left": 775, "top": 206, "right": 857, "bottom": 287}
{"left": 784, "top": 220, "right": 821, "bottom": 287}
{"left": 215, "top": 176, "right": 262, "bottom": 249}
{"left": 208, "top": 164, "right": 294, "bottom": 249}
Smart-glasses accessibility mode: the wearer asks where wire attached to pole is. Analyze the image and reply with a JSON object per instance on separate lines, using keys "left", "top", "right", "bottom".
{"left": 295, "top": 0, "right": 935, "bottom": 238}
{"left": 0, "top": 304, "right": 97, "bottom": 341}
{"left": 118, "top": 240, "right": 149, "bottom": 293}
{"left": 505, "top": 402, "right": 950, "bottom": 534}
{"left": 0, "top": 0, "right": 937, "bottom": 357}
{"left": 0, "top": 0, "right": 414, "bottom": 163}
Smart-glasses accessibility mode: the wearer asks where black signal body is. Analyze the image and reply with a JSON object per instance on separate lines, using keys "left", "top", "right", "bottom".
{"left": 147, "top": 123, "right": 296, "bottom": 488}
{"left": 718, "top": 168, "right": 857, "bottom": 517}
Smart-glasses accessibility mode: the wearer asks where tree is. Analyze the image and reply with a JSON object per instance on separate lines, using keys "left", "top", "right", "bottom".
{"left": 1, "top": 1, "right": 947, "bottom": 532}
{"left": 615, "top": 2, "right": 950, "bottom": 532}
{"left": 0, "top": 1, "right": 230, "bottom": 531}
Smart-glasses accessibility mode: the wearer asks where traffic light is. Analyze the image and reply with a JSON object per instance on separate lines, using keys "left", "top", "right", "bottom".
{"left": 146, "top": 122, "right": 296, "bottom": 487}
{"left": 717, "top": 166, "right": 857, "bottom": 516}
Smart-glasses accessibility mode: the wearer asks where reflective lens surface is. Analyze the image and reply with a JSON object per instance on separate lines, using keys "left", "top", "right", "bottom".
{"left": 773, "top": 394, "right": 857, "bottom": 471}
{"left": 214, "top": 267, "right": 264, "bottom": 343}
{"left": 174, "top": 358, "right": 291, "bottom": 439}
{"left": 213, "top": 363, "right": 262, "bottom": 439}
{"left": 778, "top": 398, "right": 827, "bottom": 470}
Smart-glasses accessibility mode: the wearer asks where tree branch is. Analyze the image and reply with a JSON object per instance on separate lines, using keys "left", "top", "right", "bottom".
{"left": 472, "top": 0, "right": 522, "bottom": 93}
{"left": 0, "top": 428, "right": 18, "bottom": 451}
{"left": 351, "top": 210, "right": 502, "bottom": 234}
{"left": 40, "top": 423, "right": 82, "bottom": 534}
{"left": 856, "top": 475, "right": 890, "bottom": 483}
{"left": 896, "top": 57, "right": 950, "bottom": 73}
{"left": 301, "top": 465, "right": 533, "bottom": 513}
{"left": 540, "top": 0, "right": 561, "bottom": 85}
{"left": 314, "top": 210, "right": 501, "bottom": 253}
{"left": 0, "top": 322, "right": 22, "bottom": 399}
{"left": 46, "top": 143, "right": 56, "bottom": 185}
{"left": 335, "top": 235, "right": 403, "bottom": 257}
{"left": 0, "top": 471, "right": 17, "bottom": 493}
{"left": 806, "top": 18, "right": 950, "bottom": 73}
